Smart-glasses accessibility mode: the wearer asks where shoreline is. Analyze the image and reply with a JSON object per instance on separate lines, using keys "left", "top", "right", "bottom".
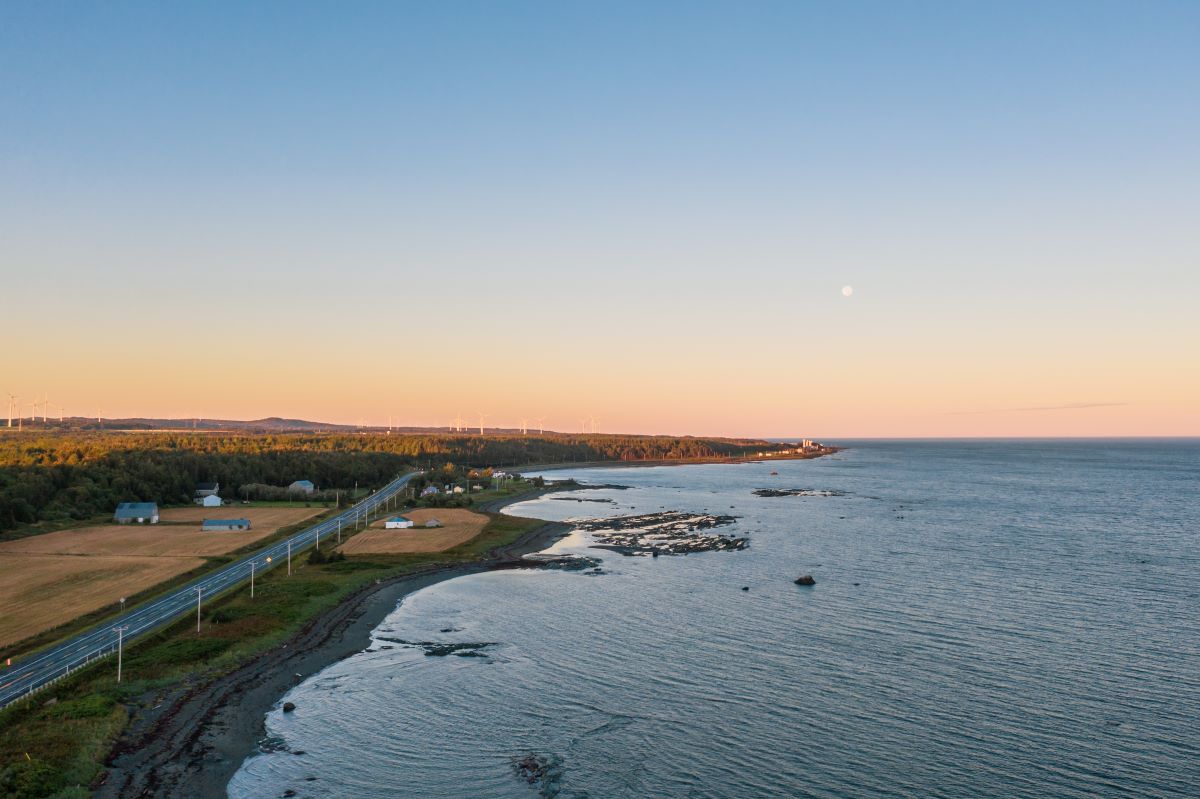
{"left": 95, "top": 458, "right": 835, "bottom": 797}
{"left": 96, "top": 503, "right": 571, "bottom": 799}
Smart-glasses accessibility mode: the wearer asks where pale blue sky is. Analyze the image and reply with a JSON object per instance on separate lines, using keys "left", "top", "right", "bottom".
{"left": 2, "top": 2, "right": 1197, "bottom": 435}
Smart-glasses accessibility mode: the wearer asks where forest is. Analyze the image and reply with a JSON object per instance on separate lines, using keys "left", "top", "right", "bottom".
{"left": 0, "top": 432, "right": 786, "bottom": 532}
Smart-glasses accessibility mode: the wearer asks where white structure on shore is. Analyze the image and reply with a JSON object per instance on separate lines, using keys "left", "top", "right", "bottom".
{"left": 385, "top": 516, "right": 415, "bottom": 529}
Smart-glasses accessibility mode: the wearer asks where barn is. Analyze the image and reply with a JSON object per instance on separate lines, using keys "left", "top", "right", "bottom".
{"left": 385, "top": 516, "right": 415, "bottom": 529}
{"left": 114, "top": 502, "right": 159, "bottom": 524}
{"left": 200, "top": 494, "right": 223, "bottom": 508}
{"left": 202, "top": 518, "right": 252, "bottom": 532}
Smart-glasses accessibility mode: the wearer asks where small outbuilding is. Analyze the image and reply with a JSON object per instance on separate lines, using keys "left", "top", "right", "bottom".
{"left": 288, "top": 480, "right": 315, "bottom": 495}
{"left": 202, "top": 518, "right": 251, "bottom": 532}
{"left": 114, "top": 502, "right": 159, "bottom": 524}
{"left": 385, "top": 516, "right": 415, "bottom": 529}
{"left": 424, "top": 518, "right": 442, "bottom": 528}
{"left": 199, "top": 494, "right": 223, "bottom": 508}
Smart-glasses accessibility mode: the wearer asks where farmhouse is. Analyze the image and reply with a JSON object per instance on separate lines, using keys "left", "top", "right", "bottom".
{"left": 202, "top": 518, "right": 251, "bottom": 532}
{"left": 114, "top": 502, "right": 159, "bottom": 524}
{"left": 194, "top": 482, "right": 220, "bottom": 498}
{"left": 385, "top": 516, "right": 415, "bottom": 529}
{"left": 199, "top": 494, "right": 223, "bottom": 508}
{"left": 288, "top": 479, "right": 315, "bottom": 495}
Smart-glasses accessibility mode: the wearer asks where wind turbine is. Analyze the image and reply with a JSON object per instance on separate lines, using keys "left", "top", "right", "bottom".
{"left": 578, "top": 418, "right": 589, "bottom": 434}
{"left": 453, "top": 413, "right": 465, "bottom": 432}
{"left": 520, "top": 418, "right": 529, "bottom": 435}
{"left": 476, "top": 411, "right": 490, "bottom": 435}
{"left": 41, "top": 393, "right": 49, "bottom": 423}
{"left": 536, "top": 417, "right": 545, "bottom": 435}
{"left": 6, "top": 394, "right": 15, "bottom": 428}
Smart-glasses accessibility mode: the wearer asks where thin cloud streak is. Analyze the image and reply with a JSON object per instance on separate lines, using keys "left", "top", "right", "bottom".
{"left": 947, "top": 403, "right": 1128, "bottom": 416}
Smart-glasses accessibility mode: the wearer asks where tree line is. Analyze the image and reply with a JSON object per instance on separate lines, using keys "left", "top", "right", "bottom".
{"left": 0, "top": 432, "right": 785, "bottom": 532}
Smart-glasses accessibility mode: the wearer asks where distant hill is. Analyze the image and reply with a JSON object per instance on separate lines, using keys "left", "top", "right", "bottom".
{"left": 34, "top": 416, "right": 544, "bottom": 434}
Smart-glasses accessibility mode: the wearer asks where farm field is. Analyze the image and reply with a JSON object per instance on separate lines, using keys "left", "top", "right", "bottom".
{"left": 0, "top": 506, "right": 325, "bottom": 650}
{"left": 340, "top": 508, "right": 489, "bottom": 554}
{"left": 0, "top": 506, "right": 323, "bottom": 558}
{"left": 0, "top": 554, "right": 205, "bottom": 649}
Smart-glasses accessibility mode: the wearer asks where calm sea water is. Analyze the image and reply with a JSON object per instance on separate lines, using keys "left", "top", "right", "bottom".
{"left": 228, "top": 441, "right": 1200, "bottom": 798}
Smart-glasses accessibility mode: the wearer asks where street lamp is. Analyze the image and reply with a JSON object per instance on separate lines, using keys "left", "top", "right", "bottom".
{"left": 119, "top": 597, "right": 126, "bottom": 615}
{"left": 195, "top": 587, "right": 203, "bottom": 634}
{"left": 113, "top": 625, "right": 129, "bottom": 683}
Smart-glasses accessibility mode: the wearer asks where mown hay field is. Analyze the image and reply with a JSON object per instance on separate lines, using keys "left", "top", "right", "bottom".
{"left": 0, "top": 554, "right": 206, "bottom": 649}
{"left": 0, "top": 507, "right": 322, "bottom": 558}
{"left": 340, "top": 508, "right": 489, "bottom": 554}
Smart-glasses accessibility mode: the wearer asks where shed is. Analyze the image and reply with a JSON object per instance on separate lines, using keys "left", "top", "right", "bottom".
{"left": 288, "top": 480, "right": 315, "bottom": 495}
{"left": 424, "top": 518, "right": 442, "bottom": 528}
{"left": 385, "top": 516, "right": 415, "bottom": 529}
{"left": 199, "top": 494, "right": 223, "bottom": 508}
{"left": 114, "top": 502, "right": 159, "bottom": 524}
{"left": 202, "top": 518, "right": 251, "bottom": 531}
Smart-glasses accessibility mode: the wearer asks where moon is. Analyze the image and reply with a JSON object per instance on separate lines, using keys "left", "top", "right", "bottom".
{"left": 842, "top": 285, "right": 853, "bottom": 297}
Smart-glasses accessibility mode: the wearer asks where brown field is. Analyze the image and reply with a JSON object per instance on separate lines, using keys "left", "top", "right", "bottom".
{"left": 0, "top": 554, "right": 205, "bottom": 649}
{"left": 0, "top": 506, "right": 325, "bottom": 649}
{"left": 340, "top": 508, "right": 489, "bottom": 555}
{"left": 0, "top": 506, "right": 323, "bottom": 558}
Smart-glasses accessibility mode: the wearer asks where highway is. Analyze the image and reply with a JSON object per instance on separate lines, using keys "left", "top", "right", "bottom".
{"left": 0, "top": 472, "right": 419, "bottom": 710}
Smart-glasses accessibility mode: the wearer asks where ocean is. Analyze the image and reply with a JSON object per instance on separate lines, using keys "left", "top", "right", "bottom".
{"left": 227, "top": 440, "right": 1200, "bottom": 798}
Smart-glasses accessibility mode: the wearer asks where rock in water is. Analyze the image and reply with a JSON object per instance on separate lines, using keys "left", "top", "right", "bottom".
{"left": 794, "top": 575, "right": 816, "bottom": 586}
{"left": 282, "top": 701, "right": 296, "bottom": 713}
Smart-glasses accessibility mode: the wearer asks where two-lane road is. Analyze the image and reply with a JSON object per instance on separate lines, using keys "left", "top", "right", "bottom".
{"left": 0, "top": 472, "right": 419, "bottom": 709}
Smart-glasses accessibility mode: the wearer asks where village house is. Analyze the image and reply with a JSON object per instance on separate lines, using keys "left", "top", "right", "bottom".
{"left": 194, "top": 482, "right": 220, "bottom": 498}
{"left": 114, "top": 502, "right": 159, "bottom": 524}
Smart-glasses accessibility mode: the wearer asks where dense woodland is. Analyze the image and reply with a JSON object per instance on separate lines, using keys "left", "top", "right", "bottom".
{"left": 0, "top": 432, "right": 785, "bottom": 532}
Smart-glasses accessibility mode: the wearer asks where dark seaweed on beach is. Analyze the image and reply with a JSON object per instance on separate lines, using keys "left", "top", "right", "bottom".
{"left": 574, "top": 511, "right": 747, "bottom": 556}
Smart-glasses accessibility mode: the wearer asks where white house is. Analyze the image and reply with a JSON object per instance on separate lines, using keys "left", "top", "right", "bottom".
{"left": 194, "top": 482, "right": 220, "bottom": 498}
{"left": 384, "top": 516, "right": 415, "bottom": 529}
{"left": 200, "top": 494, "right": 222, "bottom": 508}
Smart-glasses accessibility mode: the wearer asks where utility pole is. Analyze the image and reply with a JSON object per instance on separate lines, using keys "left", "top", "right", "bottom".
{"left": 250, "top": 560, "right": 256, "bottom": 598}
{"left": 287, "top": 541, "right": 292, "bottom": 576}
{"left": 113, "top": 625, "right": 129, "bottom": 683}
{"left": 337, "top": 518, "right": 341, "bottom": 544}
{"left": 195, "top": 588, "right": 203, "bottom": 633}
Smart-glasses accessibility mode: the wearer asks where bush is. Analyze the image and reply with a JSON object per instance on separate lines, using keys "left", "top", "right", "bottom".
{"left": 41, "top": 694, "right": 114, "bottom": 720}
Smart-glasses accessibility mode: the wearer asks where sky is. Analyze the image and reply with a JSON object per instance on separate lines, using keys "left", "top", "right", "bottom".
{"left": 1, "top": 1, "right": 1197, "bottom": 438}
